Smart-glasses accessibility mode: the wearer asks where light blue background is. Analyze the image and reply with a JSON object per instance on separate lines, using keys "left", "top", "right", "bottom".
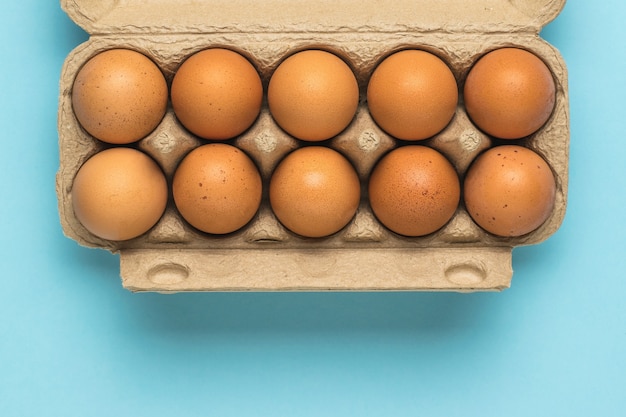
{"left": 1, "top": 1, "right": 625, "bottom": 416}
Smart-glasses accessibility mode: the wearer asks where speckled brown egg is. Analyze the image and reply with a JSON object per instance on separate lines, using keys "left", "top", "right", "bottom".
{"left": 464, "top": 47, "right": 556, "bottom": 139}
{"left": 172, "top": 143, "right": 262, "bottom": 234}
{"left": 269, "top": 146, "right": 361, "bottom": 238}
{"left": 367, "top": 49, "right": 458, "bottom": 141}
{"left": 171, "top": 48, "right": 263, "bottom": 140}
{"left": 368, "top": 145, "right": 460, "bottom": 236}
{"left": 71, "top": 49, "right": 168, "bottom": 144}
{"left": 463, "top": 145, "right": 556, "bottom": 237}
{"left": 72, "top": 147, "right": 168, "bottom": 241}
{"left": 268, "top": 50, "right": 359, "bottom": 142}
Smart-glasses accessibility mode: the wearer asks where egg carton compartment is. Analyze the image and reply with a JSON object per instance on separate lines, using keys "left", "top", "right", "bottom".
{"left": 57, "top": 0, "right": 569, "bottom": 292}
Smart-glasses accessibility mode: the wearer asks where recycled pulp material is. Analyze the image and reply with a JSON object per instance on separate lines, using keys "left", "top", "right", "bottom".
{"left": 57, "top": 0, "right": 569, "bottom": 292}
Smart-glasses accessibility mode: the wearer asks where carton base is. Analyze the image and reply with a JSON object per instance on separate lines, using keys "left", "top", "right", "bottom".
{"left": 120, "top": 247, "right": 513, "bottom": 293}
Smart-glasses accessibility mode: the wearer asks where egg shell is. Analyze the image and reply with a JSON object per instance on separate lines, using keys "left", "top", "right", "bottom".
{"left": 268, "top": 50, "right": 359, "bottom": 142}
{"left": 71, "top": 147, "right": 168, "bottom": 241}
{"left": 171, "top": 48, "right": 263, "bottom": 140}
{"left": 463, "top": 47, "right": 556, "bottom": 140}
{"left": 71, "top": 48, "right": 168, "bottom": 144}
{"left": 368, "top": 145, "right": 461, "bottom": 237}
{"left": 269, "top": 146, "right": 361, "bottom": 238}
{"left": 367, "top": 49, "right": 458, "bottom": 141}
{"left": 463, "top": 145, "right": 557, "bottom": 237}
{"left": 172, "top": 143, "right": 263, "bottom": 235}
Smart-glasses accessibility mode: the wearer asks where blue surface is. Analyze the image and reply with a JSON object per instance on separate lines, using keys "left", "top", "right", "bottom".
{"left": 1, "top": 1, "right": 625, "bottom": 416}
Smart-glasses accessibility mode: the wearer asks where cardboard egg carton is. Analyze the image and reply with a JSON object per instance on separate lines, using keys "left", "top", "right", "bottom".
{"left": 57, "top": 0, "right": 569, "bottom": 292}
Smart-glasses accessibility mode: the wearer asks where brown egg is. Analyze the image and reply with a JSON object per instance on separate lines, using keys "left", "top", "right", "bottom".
{"left": 464, "top": 47, "right": 556, "bottom": 139}
{"left": 72, "top": 148, "right": 168, "bottom": 241}
{"left": 367, "top": 49, "right": 458, "bottom": 141}
{"left": 464, "top": 145, "right": 556, "bottom": 237}
{"left": 269, "top": 146, "right": 361, "bottom": 238}
{"left": 171, "top": 48, "right": 263, "bottom": 140}
{"left": 268, "top": 50, "right": 359, "bottom": 142}
{"left": 368, "top": 146, "right": 460, "bottom": 236}
{"left": 71, "top": 49, "right": 168, "bottom": 144}
{"left": 172, "top": 143, "right": 262, "bottom": 234}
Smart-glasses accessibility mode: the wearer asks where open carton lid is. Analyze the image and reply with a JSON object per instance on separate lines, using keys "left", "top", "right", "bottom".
{"left": 62, "top": 0, "right": 565, "bottom": 36}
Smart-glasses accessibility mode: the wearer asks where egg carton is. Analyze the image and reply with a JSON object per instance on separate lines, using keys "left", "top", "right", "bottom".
{"left": 57, "top": 0, "right": 569, "bottom": 292}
